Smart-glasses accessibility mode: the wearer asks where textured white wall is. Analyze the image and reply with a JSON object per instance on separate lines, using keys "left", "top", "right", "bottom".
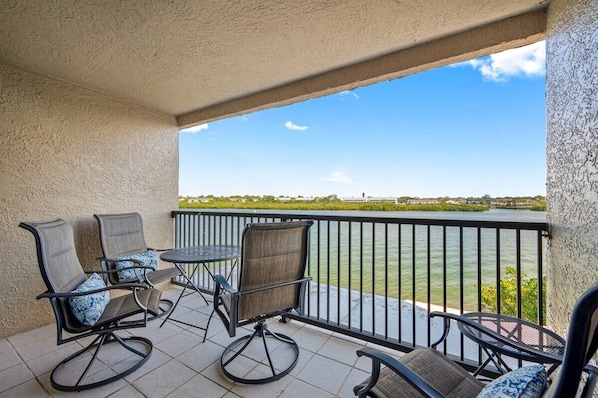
{"left": 0, "top": 62, "right": 179, "bottom": 338}
{"left": 546, "top": 0, "right": 598, "bottom": 335}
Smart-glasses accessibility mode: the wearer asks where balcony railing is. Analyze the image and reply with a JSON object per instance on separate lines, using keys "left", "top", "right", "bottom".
{"left": 171, "top": 209, "right": 549, "bottom": 371}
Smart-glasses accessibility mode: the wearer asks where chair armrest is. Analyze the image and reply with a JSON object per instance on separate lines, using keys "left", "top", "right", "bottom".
{"left": 213, "top": 274, "right": 239, "bottom": 337}
{"left": 214, "top": 274, "right": 237, "bottom": 295}
{"left": 95, "top": 256, "right": 156, "bottom": 285}
{"left": 147, "top": 247, "right": 172, "bottom": 252}
{"left": 356, "top": 347, "right": 445, "bottom": 398}
{"left": 85, "top": 266, "right": 154, "bottom": 275}
{"left": 96, "top": 256, "right": 154, "bottom": 271}
{"left": 36, "top": 282, "right": 148, "bottom": 300}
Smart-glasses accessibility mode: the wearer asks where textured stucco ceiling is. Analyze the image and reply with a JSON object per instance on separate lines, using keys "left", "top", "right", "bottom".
{"left": 0, "top": 0, "right": 548, "bottom": 122}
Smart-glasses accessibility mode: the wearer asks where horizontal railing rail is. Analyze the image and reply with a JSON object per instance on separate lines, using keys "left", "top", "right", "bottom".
{"left": 171, "top": 209, "right": 549, "bottom": 372}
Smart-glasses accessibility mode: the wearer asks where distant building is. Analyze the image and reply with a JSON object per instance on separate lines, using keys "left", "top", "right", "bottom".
{"left": 275, "top": 196, "right": 315, "bottom": 202}
{"left": 406, "top": 198, "right": 439, "bottom": 205}
{"left": 341, "top": 196, "right": 398, "bottom": 204}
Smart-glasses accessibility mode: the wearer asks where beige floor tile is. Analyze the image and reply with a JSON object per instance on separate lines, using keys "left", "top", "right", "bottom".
{"left": 171, "top": 311, "right": 211, "bottom": 336}
{"left": 132, "top": 359, "right": 195, "bottom": 398}
{"left": 130, "top": 319, "right": 186, "bottom": 344}
{"left": 279, "top": 379, "right": 334, "bottom": 398}
{"left": 0, "top": 363, "right": 35, "bottom": 393}
{"left": 115, "top": 348, "right": 172, "bottom": 383}
{"left": 266, "top": 318, "right": 303, "bottom": 337}
{"left": 37, "top": 367, "right": 127, "bottom": 397}
{"left": 167, "top": 374, "right": 229, "bottom": 398}
{"left": 207, "top": 328, "right": 237, "bottom": 348}
{"left": 0, "top": 378, "right": 50, "bottom": 397}
{"left": 353, "top": 355, "right": 373, "bottom": 372}
{"left": 290, "top": 327, "right": 330, "bottom": 353}
{"left": 338, "top": 367, "right": 369, "bottom": 398}
{"left": 230, "top": 366, "right": 292, "bottom": 397}
{"left": 155, "top": 329, "right": 203, "bottom": 357}
{"left": 96, "top": 337, "right": 152, "bottom": 367}
{"left": 176, "top": 340, "right": 224, "bottom": 372}
{"left": 8, "top": 330, "right": 63, "bottom": 362}
{"left": 25, "top": 342, "right": 84, "bottom": 376}
{"left": 0, "top": 346, "right": 22, "bottom": 372}
{"left": 317, "top": 336, "right": 362, "bottom": 366}
{"left": 107, "top": 385, "right": 146, "bottom": 398}
{"left": 222, "top": 392, "right": 243, "bottom": 398}
{"left": 3, "top": 307, "right": 389, "bottom": 398}
{"left": 6, "top": 324, "right": 55, "bottom": 351}
{"left": 296, "top": 355, "right": 352, "bottom": 395}
{"left": 0, "top": 339, "right": 11, "bottom": 355}
{"left": 200, "top": 361, "right": 236, "bottom": 390}
{"left": 288, "top": 348, "right": 314, "bottom": 377}
{"left": 220, "top": 352, "right": 262, "bottom": 382}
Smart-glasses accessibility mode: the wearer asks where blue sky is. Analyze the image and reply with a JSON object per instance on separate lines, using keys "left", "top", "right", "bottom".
{"left": 180, "top": 41, "right": 546, "bottom": 198}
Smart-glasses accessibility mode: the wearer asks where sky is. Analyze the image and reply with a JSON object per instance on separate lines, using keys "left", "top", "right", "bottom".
{"left": 179, "top": 41, "right": 546, "bottom": 199}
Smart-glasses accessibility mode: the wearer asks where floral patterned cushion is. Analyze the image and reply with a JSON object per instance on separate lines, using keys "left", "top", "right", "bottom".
{"left": 68, "top": 273, "right": 110, "bottom": 326}
{"left": 115, "top": 250, "right": 158, "bottom": 282}
{"left": 477, "top": 365, "right": 547, "bottom": 398}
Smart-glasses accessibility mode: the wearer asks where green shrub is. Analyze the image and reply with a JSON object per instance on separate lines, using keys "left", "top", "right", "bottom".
{"left": 480, "top": 267, "right": 546, "bottom": 324}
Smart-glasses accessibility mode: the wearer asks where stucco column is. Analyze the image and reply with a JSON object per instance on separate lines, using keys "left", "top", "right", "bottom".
{"left": 546, "top": 0, "right": 598, "bottom": 336}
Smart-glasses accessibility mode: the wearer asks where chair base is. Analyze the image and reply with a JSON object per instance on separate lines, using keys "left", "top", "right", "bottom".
{"left": 50, "top": 332, "right": 152, "bottom": 392}
{"left": 148, "top": 298, "right": 174, "bottom": 321}
{"left": 221, "top": 321, "right": 299, "bottom": 384}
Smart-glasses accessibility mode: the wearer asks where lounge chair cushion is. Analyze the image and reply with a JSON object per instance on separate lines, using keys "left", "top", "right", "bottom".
{"left": 477, "top": 364, "right": 547, "bottom": 398}
{"left": 69, "top": 273, "right": 111, "bottom": 326}
{"left": 115, "top": 250, "right": 158, "bottom": 282}
{"left": 355, "top": 347, "right": 485, "bottom": 398}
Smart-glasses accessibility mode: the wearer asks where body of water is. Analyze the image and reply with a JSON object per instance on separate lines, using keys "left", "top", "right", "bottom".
{"left": 194, "top": 208, "right": 546, "bottom": 313}
{"left": 292, "top": 209, "right": 547, "bottom": 312}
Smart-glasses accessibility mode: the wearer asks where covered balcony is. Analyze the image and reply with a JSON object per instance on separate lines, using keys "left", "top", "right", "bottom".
{"left": 2, "top": 0, "right": 598, "bottom": 396}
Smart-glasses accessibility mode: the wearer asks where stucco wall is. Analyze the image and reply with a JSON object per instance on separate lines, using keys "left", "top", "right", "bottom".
{"left": 0, "top": 62, "right": 179, "bottom": 338}
{"left": 546, "top": 0, "right": 598, "bottom": 336}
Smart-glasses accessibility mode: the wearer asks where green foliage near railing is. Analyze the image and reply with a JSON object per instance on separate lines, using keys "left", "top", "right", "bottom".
{"left": 480, "top": 267, "right": 546, "bottom": 324}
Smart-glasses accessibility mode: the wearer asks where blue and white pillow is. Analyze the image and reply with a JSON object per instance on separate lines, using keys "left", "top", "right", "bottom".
{"left": 68, "top": 273, "right": 110, "bottom": 326}
{"left": 115, "top": 250, "right": 158, "bottom": 282}
{"left": 477, "top": 365, "right": 547, "bottom": 398}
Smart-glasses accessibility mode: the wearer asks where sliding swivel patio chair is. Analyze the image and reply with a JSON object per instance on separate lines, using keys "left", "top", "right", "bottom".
{"left": 354, "top": 280, "right": 598, "bottom": 398}
{"left": 20, "top": 219, "right": 162, "bottom": 392}
{"left": 94, "top": 212, "right": 181, "bottom": 317}
{"left": 213, "top": 220, "right": 313, "bottom": 384}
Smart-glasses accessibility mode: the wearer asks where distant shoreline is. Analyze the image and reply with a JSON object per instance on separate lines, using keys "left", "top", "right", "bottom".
{"left": 179, "top": 201, "right": 546, "bottom": 212}
{"left": 180, "top": 203, "right": 487, "bottom": 211}
{"left": 179, "top": 195, "right": 546, "bottom": 212}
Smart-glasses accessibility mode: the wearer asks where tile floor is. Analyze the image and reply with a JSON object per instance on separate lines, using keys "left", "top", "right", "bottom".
{"left": 0, "top": 286, "right": 401, "bottom": 398}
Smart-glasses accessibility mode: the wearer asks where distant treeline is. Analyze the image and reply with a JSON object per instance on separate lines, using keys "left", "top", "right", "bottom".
{"left": 179, "top": 200, "right": 489, "bottom": 212}
{"left": 179, "top": 194, "right": 547, "bottom": 212}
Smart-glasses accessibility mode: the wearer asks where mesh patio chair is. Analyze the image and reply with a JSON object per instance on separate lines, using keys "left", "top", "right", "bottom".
{"left": 354, "top": 281, "right": 598, "bottom": 398}
{"left": 20, "top": 219, "right": 162, "bottom": 392}
{"left": 213, "top": 220, "right": 313, "bottom": 384}
{"left": 94, "top": 213, "right": 180, "bottom": 317}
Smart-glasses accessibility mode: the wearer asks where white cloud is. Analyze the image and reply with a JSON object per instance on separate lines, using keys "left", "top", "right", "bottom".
{"left": 180, "top": 123, "right": 209, "bottom": 133}
{"left": 284, "top": 121, "right": 309, "bottom": 131}
{"left": 459, "top": 41, "right": 545, "bottom": 82}
{"left": 324, "top": 171, "right": 351, "bottom": 183}
{"left": 339, "top": 90, "right": 359, "bottom": 99}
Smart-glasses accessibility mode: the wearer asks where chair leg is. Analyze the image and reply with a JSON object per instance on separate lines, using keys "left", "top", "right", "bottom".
{"left": 220, "top": 321, "right": 299, "bottom": 384}
{"left": 49, "top": 332, "right": 153, "bottom": 392}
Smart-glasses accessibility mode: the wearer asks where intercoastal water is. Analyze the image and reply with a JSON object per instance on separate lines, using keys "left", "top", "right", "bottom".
{"left": 196, "top": 208, "right": 547, "bottom": 311}
{"left": 272, "top": 209, "right": 547, "bottom": 311}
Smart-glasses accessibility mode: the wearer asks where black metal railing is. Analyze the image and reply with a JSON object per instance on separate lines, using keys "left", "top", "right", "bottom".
{"left": 171, "top": 209, "right": 548, "bottom": 369}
